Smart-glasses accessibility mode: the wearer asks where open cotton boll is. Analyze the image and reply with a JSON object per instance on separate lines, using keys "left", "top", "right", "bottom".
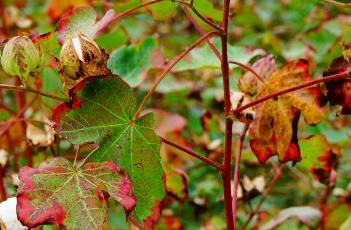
{"left": 0, "top": 197, "right": 28, "bottom": 230}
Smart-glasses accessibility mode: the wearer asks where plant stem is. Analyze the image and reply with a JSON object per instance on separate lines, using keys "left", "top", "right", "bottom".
{"left": 133, "top": 31, "right": 219, "bottom": 120}
{"left": 220, "top": 0, "right": 235, "bottom": 229}
{"left": 161, "top": 137, "right": 223, "bottom": 171}
{"left": 229, "top": 60, "right": 265, "bottom": 83}
{"left": 232, "top": 123, "right": 249, "bottom": 226}
{"left": 240, "top": 164, "right": 283, "bottom": 230}
{"left": 230, "top": 69, "right": 351, "bottom": 116}
{"left": 0, "top": 84, "right": 67, "bottom": 102}
{"left": 112, "top": 0, "right": 165, "bottom": 22}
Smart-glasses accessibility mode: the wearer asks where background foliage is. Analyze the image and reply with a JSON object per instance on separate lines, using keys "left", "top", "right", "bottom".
{"left": 0, "top": 0, "right": 351, "bottom": 229}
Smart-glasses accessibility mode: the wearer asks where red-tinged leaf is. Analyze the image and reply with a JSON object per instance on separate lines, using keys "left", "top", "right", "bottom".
{"left": 57, "top": 7, "right": 115, "bottom": 42}
{"left": 16, "top": 158, "right": 135, "bottom": 229}
{"left": 250, "top": 60, "right": 324, "bottom": 164}
{"left": 239, "top": 54, "right": 277, "bottom": 96}
{"left": 324, "top": 56, "right": 351, "bottom": 115}
{"left": 53, "top": 76, "right": 165, "bottom": 228}
{"left": 299, "top": 135, "right": 338, "bottom": 184}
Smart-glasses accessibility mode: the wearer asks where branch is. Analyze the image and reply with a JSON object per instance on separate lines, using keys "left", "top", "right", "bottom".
{"left": 240, "top": 164, "right": 283, "bottom": 230}
{"left": 132, "top": 30, "right": 219, "bottom": 120}
{"left": 232, "top": 123, "right": 250, "bottom": 226}
{"left": 181, "top": 5, "right": 222, "bottom": 58}
{"left": 112, "top": 0, "right": 165, "bottom": 22}
{"left": 230, "top": 69, "right": 351, "bottom": 116}
{"left": 0, "top": 84, "right": 67, "bottom": 102}
{"left": 161, "top": 137, "right": 223, "bottom": 171}
{"left": 176, "top": 0, "right": 223, "bottom": 32}
{"left": 322, "top": 0, "right": 351, "bottom": 7}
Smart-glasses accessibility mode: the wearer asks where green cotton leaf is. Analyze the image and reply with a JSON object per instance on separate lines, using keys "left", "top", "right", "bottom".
{"left": 107, "top": 37, "right": 158, "bottom": 87}
{"left": 96, "top": 27, "right": 128, "bottom": 51}
{"left": 53, "top": 76, "right": 165, "bottom": 227}
{"left": 174, "top": 39, "right": 265, "bottom": 71}
{"left": 40, "top": 67, "right": 65, "bottom": 107}
{"left": 16, "top": 158, "right": 135, "bottom": 230}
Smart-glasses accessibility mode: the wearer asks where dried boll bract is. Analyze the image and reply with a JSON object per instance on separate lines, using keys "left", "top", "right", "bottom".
{"left": 59, "top": 32, "right": 110, "bottom": 95}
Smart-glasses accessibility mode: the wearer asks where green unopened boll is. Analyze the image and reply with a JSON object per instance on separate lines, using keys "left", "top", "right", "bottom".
{"left": 1, "top": 36, "right": 42, "bottom": 84}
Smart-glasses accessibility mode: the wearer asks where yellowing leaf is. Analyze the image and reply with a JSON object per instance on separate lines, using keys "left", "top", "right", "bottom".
{"left": 250, "top": 60, "right": 324, "bottom": 164}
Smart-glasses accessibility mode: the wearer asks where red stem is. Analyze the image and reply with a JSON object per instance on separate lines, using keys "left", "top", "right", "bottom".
{"left": 0, "top": 84, "right": 67, "bottom": 102}
{"left": 232, "top": 123, "right": 249, "bottom": 226}
{"left": 181, "top": 5, "right": 222, "bottom": 59}
{"left": 220, "top": 0, "right": 235, "bottom": 229}
{"left": 230, "top": 69, "right": 351, "bottom": 116}
{"left": 161, "top": 137, "right": 223, "bottom": 171}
